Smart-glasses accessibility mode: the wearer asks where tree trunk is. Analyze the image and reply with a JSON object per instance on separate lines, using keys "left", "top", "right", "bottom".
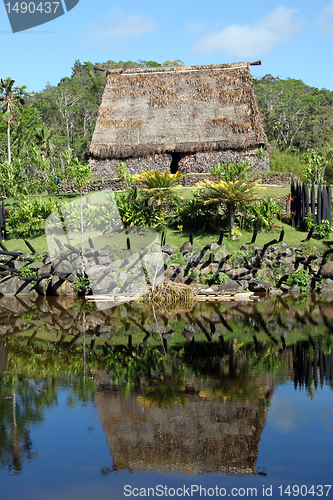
{"left": 7, "top": 121, "right": 11, "bottom": 164}
{"left": 80, "top": 190, "right": 84, "bottom": 276}
{"left": 229, "top": 204, "right": 236, "bottom": 239}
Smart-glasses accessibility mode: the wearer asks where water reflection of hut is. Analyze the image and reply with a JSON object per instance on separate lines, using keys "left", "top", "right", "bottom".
{"left": 0, "top": 342, "right": 8, "bottom": 374}
{"left": 95, "top": 374, "right": 273, "bottom": 475}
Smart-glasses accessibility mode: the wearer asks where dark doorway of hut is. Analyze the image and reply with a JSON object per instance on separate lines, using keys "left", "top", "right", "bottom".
{"left": 170, "top": 152, "right": 182, "bottom": 174}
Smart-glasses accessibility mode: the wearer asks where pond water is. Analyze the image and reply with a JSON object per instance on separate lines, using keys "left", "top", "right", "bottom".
{"left": 0, "top": 294, "right": 332, "bottom": 500}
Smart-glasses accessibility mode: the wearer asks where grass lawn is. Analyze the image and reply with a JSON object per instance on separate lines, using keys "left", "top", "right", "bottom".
{"left": 2, "top": 217, "right": 327, "bottom": 256}
{"left": 1, "top": 182, "right": 320, "bottom": 256}
{"left": 171, "top": 185, "right": 290, "bottom": 201}
{"left": 259, "top": 185, "right": 290, "bottom": 198}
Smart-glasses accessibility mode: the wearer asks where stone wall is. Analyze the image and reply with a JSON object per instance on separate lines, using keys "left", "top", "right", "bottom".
{"left": 57, "top": 178, "right": 127, "bottom": 194}
{"left": 178, "top": 150, "right": 269, "bottom": 174}
{"left": 57, "top": 171, "right": 297, "bottom": 195}
{"left": 88, "top": 153, "right": 172, "bottom": 179}
{"left": 88, "top": 149, "right": 270, "bottom": 179}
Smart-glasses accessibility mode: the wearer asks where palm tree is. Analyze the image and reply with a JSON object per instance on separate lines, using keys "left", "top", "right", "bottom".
{"left": 0, "top": 78, "right": 27, "bottom": 164}
{"left": 35, "top": 126, "right": 55, "bottom": 158}
{"left": 133, "top": 169, "right": 183, "bottom": 208}
{"left": 196, "top": 178, "right": 261, "bottom": 239}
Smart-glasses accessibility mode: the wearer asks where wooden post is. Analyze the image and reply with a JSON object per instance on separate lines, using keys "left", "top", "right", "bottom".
{"left": 317, "top": 183, "right": 322, "bottom": 226}
{"left": 311, "top": 182, "right": 315, "bottom": 225}
{"left": 301, "top": 182, "right": 305, "bottom": 228}
{"left": 327, "top": 185, "right": 332, "bottom": 225}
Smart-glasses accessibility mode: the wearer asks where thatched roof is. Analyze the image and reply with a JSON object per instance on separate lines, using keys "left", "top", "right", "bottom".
{"left": 89, "top": 62, "right": 269, "bottom": 160}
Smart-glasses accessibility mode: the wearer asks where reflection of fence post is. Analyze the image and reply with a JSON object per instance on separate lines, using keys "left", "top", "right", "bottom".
{"left": 0, "top": 342, "right": 8, "bottom": 375}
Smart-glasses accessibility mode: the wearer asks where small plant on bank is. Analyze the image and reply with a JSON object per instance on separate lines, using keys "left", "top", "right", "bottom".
{"left": 72, "top": 276, "right": 91, "bottom": 292}
{"left": 314, "top": 220, "right": 333, "bottom": 239}
{"left": 304, "top": 213, "right": 315, "bottom": 232}
{"left": 231, "top": 249, "right": 251, "bottom": 267}
{"left": 167, "top": 252, "right": 186, "bottom": 266}
{"left": 286, "top": 269, "right": 309, "bottom": 292}
{"left": 199, "top": 273, "right": 227, "bottom": 285}
{"left": 16, "top": 267, "right": 36, "bottom": 278}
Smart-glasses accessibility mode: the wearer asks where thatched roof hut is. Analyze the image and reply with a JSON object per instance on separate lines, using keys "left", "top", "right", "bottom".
{"left": 88, "top": 62, "right": 270, "bottom": 177}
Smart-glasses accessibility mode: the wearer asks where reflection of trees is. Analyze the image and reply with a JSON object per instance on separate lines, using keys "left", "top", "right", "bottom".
{"left": 291, "top": 339, "right": 333, "bottom": 396}
{"left": 0, "top": 377, "right": 57, "bottom": 474}
{"left": 103, "top": 345, "right": 165, "bottom": 393}
{"left": 0, "top": 332, "right": 97, "bottom": 475}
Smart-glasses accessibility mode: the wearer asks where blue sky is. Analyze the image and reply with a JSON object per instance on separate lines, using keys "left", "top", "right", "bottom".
{"left": 1, "top": 0, "right": 333, "bottom": 92}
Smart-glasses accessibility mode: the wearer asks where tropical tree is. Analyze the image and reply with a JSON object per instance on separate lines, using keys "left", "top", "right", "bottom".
{"left": 35, "top": 126, "right": 55, "bottom": 158}
{"left": 302, "top": 148, "right": 328, "bottom": 184}
{"left": 133, "top": 169, "right": 183, "bottom": 209}
{"left": 0, "top": 78, "right": 28, "bottom": 164}
{"left": 254, "top": 75, "right": 333, "bottom": 151}
{"left": 196, "top": 178, "right": 261, "bottom": 239}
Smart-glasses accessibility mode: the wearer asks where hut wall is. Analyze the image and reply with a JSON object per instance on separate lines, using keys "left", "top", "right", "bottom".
{"left": 88, "top": 149, "right": 269, "bottom": 178}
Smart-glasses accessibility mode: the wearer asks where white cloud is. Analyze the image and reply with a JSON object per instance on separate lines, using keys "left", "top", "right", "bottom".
{"left": 83, "top": 13, "right": 157, "bottom": 50}
{"left": 192, "top": 6, "right": 302, "bottom": 58}
{"left": 267, "top": 395, "right": 307, "bottom": 434}
{"left": 184, "top": 20, "right": 209, "bottom": 36}
{"left": 318, "top": 1, "right": 333, "bottom": 35}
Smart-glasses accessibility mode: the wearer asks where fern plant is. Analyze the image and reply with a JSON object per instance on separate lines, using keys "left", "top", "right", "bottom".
{"left": 133, "top": 169, "right": 183, "bottom": 208}
{"left": 196, "top": 178, "right": 261, "bottom": 239}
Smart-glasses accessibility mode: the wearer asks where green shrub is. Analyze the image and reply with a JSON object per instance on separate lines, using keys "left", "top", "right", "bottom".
{"left": 211, "top": 161, "right": 250, "bottom": 181}
{"left": 115, "top": 187, "right": 167, "bottom": 229}
{"left": 244, "top": 197, "right": 283, "bottom": 231}
{"left": 7, "top": 197, "right": 58, "bottom": 237}
{"left": 269, "top": 147, "right": 304, "bottom": 179}
{"left": 175, "top": 197, "right": 220, "bottom": 231}
{"left": 313, "top": 220, "right": 333, "bottom": 239}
